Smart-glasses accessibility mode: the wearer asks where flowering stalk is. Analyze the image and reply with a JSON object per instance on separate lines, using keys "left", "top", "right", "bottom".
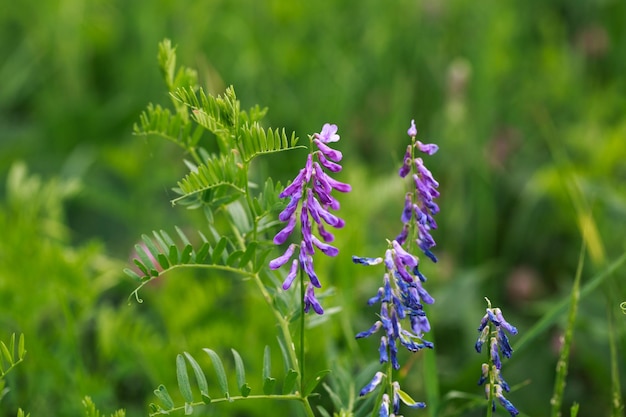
{"left": 396, "top": 120, "right": 440, "bottom": 263}
{"left": 269, "top": 123, "right": 351, "bottom": 315}
{"left": 475, "top": 298, "right": 519, "bottom": 417}
{"left": 354, "top": 120, "right": 439, "bottom": 416}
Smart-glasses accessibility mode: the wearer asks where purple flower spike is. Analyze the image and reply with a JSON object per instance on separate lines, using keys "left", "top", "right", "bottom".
{"left": 475, "top": 303, "right": 519, "bottom": 416}
{"left": 356, "top": 119, "right": 438, "bottom": 416}
{"left": 271, "top": 123, "right": 350, "bottom": 315}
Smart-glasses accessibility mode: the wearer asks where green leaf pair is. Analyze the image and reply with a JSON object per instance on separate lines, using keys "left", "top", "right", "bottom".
{"left": 0, "top": 333, "right": 26, "bottom": 378}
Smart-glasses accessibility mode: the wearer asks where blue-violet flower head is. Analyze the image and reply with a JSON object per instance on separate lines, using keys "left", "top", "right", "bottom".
{"left": 269, "top": 123, "right": 351, "bottom": 315}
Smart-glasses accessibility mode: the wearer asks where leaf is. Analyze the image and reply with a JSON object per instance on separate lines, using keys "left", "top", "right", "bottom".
{"left": 180, "top": 244, "right": 193, "bottom": 264}
{"left": 0, "top": 340, "right": 13, "bottom": 365}
{"left": 240, "top": 383, "right": 252, "bottom": 398}
{"left": 142, "top": 234, "right": 162, "bottom": 259}
{"left": 317, "top": 406, "right": 332, "bottom": 417}
{"left": 282, "top": 369, "right": 298, "bottom": 395}
{"left": 238, "top": 242, "right": 257, "bottom": 269}
{"left": 168, "top": 244, "right": 179, "bottom": 265}
{"left": 276, "top": 334, "right": 293, "bottom": 372}
{"left": 9, "top": 334, "right": 15, "bottom": 360}
{"left": 157, "top": 39, "right": 177, "bottom": 88}
{"left": 175, "top": 226, "right": 192, "bottom": 247}
{"left": 134, "top": 244, "right": 158, "bottom": 276}
{"left": 173, "top": 153, "right": 245, "bottom": 206}
{"left": 176, "top": 354, "right": 194, "bottom": 403}
{"left": 226, "top": 250, "right": 244, "bottom": 267}
{"left": 134, "top": 105, "right": 183, "bottom": 142}
{"left": 183, "top": 352, "right": 210, "bottom": 402}
{"left": 211, "top": 237, "right": 230, "bottom": 264}
{"left": 159, "top": 229, "right": 177, "bottom": 249}
{"left": 132, "top": 259, "right": 149, "bottom": 277}
{"left": 152, "top": 229, "right": 170, "bottom": 253}
{"left": 195, "top": 241, "right": 211, "bottom": 263}
{"left": 142, "top": 235, "right": 170, "bottom": 269}
{"left": 171, "top": 86, "right": 238, "bottom": 154}
{"left": 18, "top": 333, "right": 25, "bottom": 360}
{"left": 238, "top": 123, "right": 300, "bottom": 163}
{"left": 156, "top": 253, "right": 170, "bottom": 270}
{"left": 263, "top": 377, "right": 276, "bottom": 396}
{"left": 262, "top": 345, "right": 276, "bottom": 395}
{"left": 303, "top": 370, "right": 331, "bottom": 397}
{"left": 154, "top": 385, "right": 175, "bottom": 410}
{"left": 203, "top": 349, "right": 229, "bottom": 398}
{"left": 123, "top": 268, "right": 142, "bottom": 282}
{"left": 231, "top": 349, "right": 250, "bottom": 397}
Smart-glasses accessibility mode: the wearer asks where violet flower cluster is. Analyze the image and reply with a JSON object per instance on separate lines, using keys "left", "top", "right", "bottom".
{"left": 475, "top": 305, "right": 519, "bottom": 416}
{"left": 354, "top": 120, "right": 439, "bottom": 415}
{"left": 269, "top": 123, "right": 351, "bottom": 315}
{"left": 396, "top": 120, "right": 440, "bottom": 263}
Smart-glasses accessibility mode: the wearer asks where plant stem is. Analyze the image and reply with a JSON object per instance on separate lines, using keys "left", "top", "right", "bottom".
{"left": 300, "top": 268, "right": 306, "bottom": 392}
{"left": 550, "top": 242, "right": 585, "bottom": 417}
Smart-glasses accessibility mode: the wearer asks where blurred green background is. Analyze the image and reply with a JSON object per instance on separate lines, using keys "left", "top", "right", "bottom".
{"left": 1, "top": 0, "right": 625, "bottom": 416}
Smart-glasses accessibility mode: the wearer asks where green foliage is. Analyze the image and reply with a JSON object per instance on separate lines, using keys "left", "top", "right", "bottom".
{"left": 83, "top": 396, "right": 126, "bottom": 417}
{"left": 0, "top": 334, "right": 26, "bottom": 380}
{"left": 2, "top": 1, "right": 626, "bottom": 416}
{"left": 125, "top": 226, "right": 258, "bottom": 302}
{"left": 150, "top": 347, "right": 299, "bottom": 416}
{"left": 0, "top": 334, "right": 26, "bottom": 407}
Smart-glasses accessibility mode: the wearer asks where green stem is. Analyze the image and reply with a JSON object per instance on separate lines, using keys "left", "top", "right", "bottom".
{"left": 300, "top": 268, "right": 306, "bottom": 392}
{"left": 550, "top": 242, "right": 585, "bottom": 417}
{"left": 150, "top": 393, "right": 312, "bottom": 417}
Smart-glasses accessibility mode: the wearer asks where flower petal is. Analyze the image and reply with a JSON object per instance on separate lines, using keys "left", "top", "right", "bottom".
{"left": 269, "top": 243, "right": 297, "bottom": 269}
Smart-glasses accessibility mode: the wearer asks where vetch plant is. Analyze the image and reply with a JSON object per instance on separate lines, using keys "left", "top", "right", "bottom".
{"left": 475, "top": 299, "right": 519, "bottom": 417}
{"left": 352, "top": 120, "right": 439, "bottom": 416}
{"left": 120, "top": 38, "right": 626, "bottom": 417}
{"left": 125, "top": 39, "right": 352, "bottom": 417}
